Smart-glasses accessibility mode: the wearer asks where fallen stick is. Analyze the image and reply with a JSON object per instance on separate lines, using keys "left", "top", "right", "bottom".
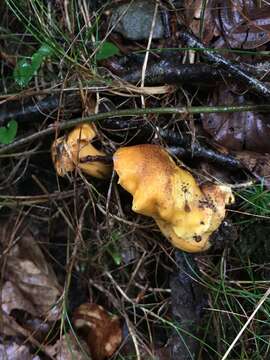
{"left": 178, "top": 25, "right": 270, "bottom": 99}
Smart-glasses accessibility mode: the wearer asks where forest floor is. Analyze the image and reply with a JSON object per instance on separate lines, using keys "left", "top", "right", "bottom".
{"left": 1, "top": 1, "right": 270, "bottom": 359}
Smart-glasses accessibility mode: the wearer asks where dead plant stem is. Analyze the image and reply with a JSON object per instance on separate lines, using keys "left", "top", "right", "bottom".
{"left": 1, "top": 104, "right": 270, "bottom": 155}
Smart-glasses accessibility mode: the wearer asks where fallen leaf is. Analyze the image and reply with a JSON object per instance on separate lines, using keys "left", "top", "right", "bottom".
{"left": 1, "top": 312, "right": 22, "bottom": 337}
{"left": 1, "top": 311, "right": 51, "bottom": 356}
{"left": 1, "top": 220, "right": 62, "bottom": 322}
{"left": 235, "top": 151, "right": 270, "bottom": 185}
{"left": 215, "top": 0, "right": 270, "bottom": 49}
{"left": 202, "top": 87, "right": 270, "bottom": 153}
{"left": 2, "top": 280, "right": 37, "bottom": 316}
{"left": 185, "top": 0, "right": 218, "bottom": 43}
{"left": 0, "top": 342, "right": 41, "bottom": 360}
{"left": 73, "top": 303, "right": 122, "bottom": 360}
{"left": 51, "top": 334, "right": 91, "bottom": 360}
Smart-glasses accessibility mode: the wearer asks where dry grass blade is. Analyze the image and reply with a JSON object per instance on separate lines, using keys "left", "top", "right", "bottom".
{"left": 222, "top": 286, "right": 270, "bottom": 360}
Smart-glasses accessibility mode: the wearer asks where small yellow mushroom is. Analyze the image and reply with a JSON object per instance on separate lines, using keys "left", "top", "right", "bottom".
{"left": 51, "top": 123, "right": 111, "bottom": 178}
{"left": 113, "top": 144, "right": 234, "bottom": 253}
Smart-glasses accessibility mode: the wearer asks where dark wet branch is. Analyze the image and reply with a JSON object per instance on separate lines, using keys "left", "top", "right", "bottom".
{"left": 106, "top": 56, "right": 270, "bottom": 87}
{"left": 178, "top": 25, "right": 270, "bottom": 99}
{"left": 81, "top": 125, "right": 242, "bottom": 171}
{"left": 122, "top": 61, "right": 224, "bottom": 85}
{"left": 160, "top": 129, "right": 242, "bottom": 169}
{"left": 0, "top": 93, "right": 82, "bottom": 126}
{"left": 79, "top": 142, "right": 243, "bottom": 171}
{"left": 169, "top": 145, "right": 242, "bottom": 169}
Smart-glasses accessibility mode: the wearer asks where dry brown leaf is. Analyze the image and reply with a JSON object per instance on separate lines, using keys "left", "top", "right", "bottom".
{"left": 235, "top": 151, "right": 270, "bottom": 185}
{"left": 1, "top": 311, "right": 23, "bottom": 337}
{"left": 2, "top": 281, "right": 37, "bottom": 316}
{"left": 202, "top": 87, "right": 270, "bottom": 153}
{"left": 0, "top": 342, "right": 41, "bottom": 360}
{"left": 185, "top": 0, "right": 219, "bottom": 43}
{"left": 50, "top": 334, "right": 91, "bottom": 360}
{"left": 216, "top": 0, "right": 270, "bottom": 49}
{"left": 1, "top": 221, "right": 62, "bottom": 322}
{"left": 73, "top": 303, "right": 122, "bottom": 360}
{"left": 1, "top": 311, "right": 52, "bottom": 357}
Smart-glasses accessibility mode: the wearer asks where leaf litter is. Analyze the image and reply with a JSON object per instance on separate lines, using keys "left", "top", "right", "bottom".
{"left": 1, "top": 0, "right": 270, "bottom": 359}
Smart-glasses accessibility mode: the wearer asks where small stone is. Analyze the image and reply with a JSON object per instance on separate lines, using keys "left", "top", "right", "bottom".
{"left": 110, "top": 0, "right": 164, "bottom": 41}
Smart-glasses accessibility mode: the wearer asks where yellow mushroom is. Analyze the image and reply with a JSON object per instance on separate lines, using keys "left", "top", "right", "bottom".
{"left": 51, "top": 123, "right": 111, "bottom": 178}
{"left": 113, "top": 144, "right": 234, "bottom": 253}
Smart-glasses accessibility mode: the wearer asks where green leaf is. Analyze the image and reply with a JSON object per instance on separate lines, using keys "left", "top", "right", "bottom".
{"left": 95, "top": 41, "right": 119, "bottom": 60}
{"left": 13, "top": 60, "right": 33, "bottom": 88}
{"left": 0, "top": 120, "right": 18, "bottom": 145}
{"left": 14, "top": 44, "right": 54, "bottom": 88}
{"left": 106, "top": 230, "right": 122, "bottom": 265}
{"left": 37, "top": 44, "right": 54, "bottom": 56}
{"left": 107, "top": 247, "right": 122, "bottom": 266}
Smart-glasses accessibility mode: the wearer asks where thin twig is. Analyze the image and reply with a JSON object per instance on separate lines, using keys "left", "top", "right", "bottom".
{"left": 140, "top": 1, "right": 159, "bottom": 108}
{"left": 1, "top": 104, "right": 270, "bottom": 155}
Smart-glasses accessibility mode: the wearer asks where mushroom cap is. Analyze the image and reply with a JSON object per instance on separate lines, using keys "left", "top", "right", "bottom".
{"left": 51, "top": 123, "right": 111, "bottom": 178}
{"left": 114, "top": 144, "right": 234, "bottom": 252}
{"left": 67, "top": 123, "right": 96, "bottom": 142}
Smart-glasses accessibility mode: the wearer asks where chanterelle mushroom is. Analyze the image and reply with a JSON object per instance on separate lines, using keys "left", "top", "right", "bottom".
{"left": 51, "top": 123, "right": 111, "bottom": 178}
{"left": 113, "top": 144, "right": 234, "bottom": 253}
